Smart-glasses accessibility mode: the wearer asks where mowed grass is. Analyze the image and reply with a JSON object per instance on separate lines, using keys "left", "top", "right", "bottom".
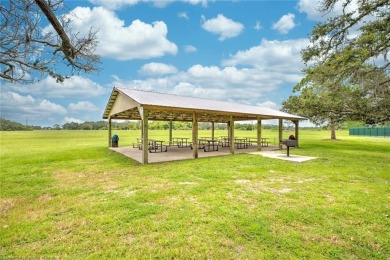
{"left": 0, "top": 129, "right": 389, "bottom": 259}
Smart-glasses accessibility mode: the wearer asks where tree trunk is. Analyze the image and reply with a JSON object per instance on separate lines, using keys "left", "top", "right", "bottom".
{"left": 330, "top": 122, "right": 336, "bottom": 140}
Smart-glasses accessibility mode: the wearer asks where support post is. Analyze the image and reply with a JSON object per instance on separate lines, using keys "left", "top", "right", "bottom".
{"left": 192, "top": 113, "right": 198, "bottom": 158}
{"left": 293, "top": 120, "right": 299, "bottom": 147}
{"left": 227, "top": 121, "right": 230, "bottom": 139}
{"left": 169, "top": 120, "right": 173, "bottom": 145}
{"left": 108, "top": 117, "right": 112, "bottom": 147}
{"left": 142, "top": 110, "right": 149, "bottom": 164}
{"left": 141, "top": 119, "right": 144, "bottom": 140}
{"left": 279, "top": 119, "right": 283, "bottom": 149}
{"left": 211, "top": 122, "right": 215, "bottom": 139}
{"left": 229, "top": 116, "right": 235, "bottom": 154}
{"left": 257, "top": 118, "right": 262, "bottom": 151}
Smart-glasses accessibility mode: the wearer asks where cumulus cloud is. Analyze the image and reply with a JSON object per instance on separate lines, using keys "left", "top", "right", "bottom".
{"left": 2, "top": 75, "right": 106, "bottom": 98}
{"left": 256, "top": 101, "right": 279, "bottom": 110}
{"left": 254, "top": 21, "right": 262, "bottom": 30}
{"left": 111, "top": 38, "right": 309, "bottom": 108}
{"left": 202, "top": 14, "right": 244, "bottom": 41}
{"left": 138, "top": 62, "right": 178, "bottom": 76}
{"left": 68, "top": 101, "right": 99, "bottom": 111}
{"left": 222, "top": 38, "right": 309, "bottom": 73}
{"left": 184, "top": 45, "right": 197, "bottom": 53}
{"left": 64, "top": 117, "right": 85, "bottom": 124}
{"left": 272, "top": 13, "right": 296, "bottom": 34}
{"left": 182, "top": 0, "right": 209, "bottom": 7}
{"left": 113, "top": 63, "right": 292, "bottom": 104}
{"left": 0, "top": 92, "right": 67, "bottom": 123}
{"left": 53, "top": 6, "right": 177, "bottom": 60}
{"left": 89, "top": 0, "right": 210, "bottom": 10}
{"left": 178, "top": 12, "right": 189, "bottom": 20}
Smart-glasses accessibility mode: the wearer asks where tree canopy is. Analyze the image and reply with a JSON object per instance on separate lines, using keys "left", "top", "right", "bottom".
{"left": 283, "top": 0, "right": 390, "bottom": 139}
{"left": 0, "top": 0, "right": 100, "bottom": 83}
{"left": 302, "top": 0, "right": 389, "bottom": 85}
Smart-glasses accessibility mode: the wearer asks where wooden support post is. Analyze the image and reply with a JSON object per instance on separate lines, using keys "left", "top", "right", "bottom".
{"left": 142, "top": 110, "right": 149, "bottom": 164}
{"left": 140, "top": 120, "right": 143, "bottom": 140}
{"left": 279, "top": 119, "right": 283, "bottom": 149}
{"left": 227, "top": 122, "right": 230, "bottom": 139}
{"left": 229, "top": 116, "right": 235, "bottom": 154}
{"left": 108, "top": 117, "right": 112, "bottom": 147}
{"left": 257, "top": 118, "right": 262, "bottom": 151}
{"left": 192, "top": 113, "right": 198, "bottom": 159}
{"left": 169, "top": 120, "right": 173, "bottom": 145}
{"left": 294, "top": 120, "right": 299, "bottom": 147}
{"left": 211, "top": 122, "right": 215, "bottom": 139}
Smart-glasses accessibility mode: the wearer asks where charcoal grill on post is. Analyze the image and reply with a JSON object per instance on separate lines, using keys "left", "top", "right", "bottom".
{"left": 280, "top": 140, "right": 297, "bottom": 156}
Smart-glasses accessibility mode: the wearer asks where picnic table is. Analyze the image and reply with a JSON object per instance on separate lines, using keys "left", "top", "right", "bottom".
{"left": 219, "top": 136, "right": 230, "bottom": 147}
{"left": 134, "top": 138, "right": 168, "bottom": 153}
{"left": 172, "top": 137, "right": 191, "bottom": 148}
{"left": 260, "top": 137, "right": 269, "bottom": 147}
{"left": 235, "top": 137, "right": 250, "bottom": 149}
{"left": 200, "top": 138, "right": 219, "bottom": 152}
{"left": 148, "top": 139, "right": 168, "bottom": 153}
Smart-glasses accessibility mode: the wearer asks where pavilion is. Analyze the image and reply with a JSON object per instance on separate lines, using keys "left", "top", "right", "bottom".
{"left": 103, "top": 87, "right": 305, "bottom": 164}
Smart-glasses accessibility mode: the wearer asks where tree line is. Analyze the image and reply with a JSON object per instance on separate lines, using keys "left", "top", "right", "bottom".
{"left": 1, "top": 118, "right": 290, "bottom": 131}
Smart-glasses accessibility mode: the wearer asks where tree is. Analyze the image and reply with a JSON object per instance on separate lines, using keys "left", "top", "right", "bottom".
{"left": 302, "top": 0, "right": 389, "bottom": 86}
{"left": 0, "top": 0, "right": 100, "bottom": 83}
{"left": 282, "top": 82, "right": 355, "bottom": 139}
{"left": 0, "top": 118, "right": 32, "bottom": 131}
{"left": 285, "top": 0, "right": 390, "bottom": 139}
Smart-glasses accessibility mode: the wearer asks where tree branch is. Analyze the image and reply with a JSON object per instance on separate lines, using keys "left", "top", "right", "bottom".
{"left": 34, "top": 0, "right": 76, "bottom": 59}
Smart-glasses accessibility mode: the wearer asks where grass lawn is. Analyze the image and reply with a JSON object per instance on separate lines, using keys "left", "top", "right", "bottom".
{"left": 0, "top": 129, "right": 389, "bottom": 258}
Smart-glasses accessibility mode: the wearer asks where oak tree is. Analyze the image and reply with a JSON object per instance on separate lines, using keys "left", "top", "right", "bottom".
{"left": 0, "top": 0, "right": 100, "bottom": 83}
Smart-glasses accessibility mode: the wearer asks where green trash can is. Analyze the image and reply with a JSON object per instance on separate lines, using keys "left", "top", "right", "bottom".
{"left": 112, "top": 134, "right": 119, "bottom": 147}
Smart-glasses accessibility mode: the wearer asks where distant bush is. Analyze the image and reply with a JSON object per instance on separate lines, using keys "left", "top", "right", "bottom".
{"left": 0, "top": 118, "right": 32, "bottom": 131}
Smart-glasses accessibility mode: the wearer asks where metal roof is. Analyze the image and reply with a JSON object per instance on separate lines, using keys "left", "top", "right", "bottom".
{"left": 103, "top": 87, "right": 305, "bottom": 122}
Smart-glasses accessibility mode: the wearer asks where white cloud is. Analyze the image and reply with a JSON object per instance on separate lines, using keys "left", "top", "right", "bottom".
{"left": 3, "top": 75, "right": 106, "bottom": 98}
{"left": 182, "top": 0, "right": 209, "bottom": 7}
{"left": 55, "top": 6, "right": 177, "bottom": 60}
{"left": 64, "top": 117, "right": 85, "bottom": 124}
{"left": 0, "top": 92, "right": 67, "bottom": 123}
{"left": 254, "top": 21, "right": 262, "bottom": 30}
{"left": 272, "top": 13, "right": 296, "bottom": 34}
{"left": 89, "top": 0, "right": 210, "bottom": 10}
{"left": 257, "top": 101, "right": 279, "bottom": 110}
{"left": 113, "top": 64, "right": 291, "bottom": 104}
{"left": 89, "top": 0, "right": 139, "bottom": 9}
{"left": 201, "top": 14, "right": 244, "bottom": 41}
{"left": 110, "top": 38, "right": 310, "bottom": 109}
{"left": 68, "top": 101, "right": 99, "bottom": 111}
{"left": 178, "top": 12, "right": 189, "bottom": 20}
{"left": 39, "top": 100, "right": 67, "bottom": 114}
{"left": 184, "top": 45, "right": 197, "bottom": 53}
{"left": 139, "top": 62, "right": 178, "bottom": 76}
{"left": 222, "top": 38, "right": 309, "bottom": 73}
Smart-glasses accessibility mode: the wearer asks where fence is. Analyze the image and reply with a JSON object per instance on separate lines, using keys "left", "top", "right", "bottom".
{"left": 349, "top": 127, "right": 390, "bottom": 137}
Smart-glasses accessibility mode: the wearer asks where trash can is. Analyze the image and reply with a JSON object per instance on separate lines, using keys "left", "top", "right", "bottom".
{"left": 112, "top": 134, "right": 119, "bottom": 147}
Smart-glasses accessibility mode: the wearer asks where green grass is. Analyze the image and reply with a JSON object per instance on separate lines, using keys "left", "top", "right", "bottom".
{"left": 0, "top": 129, "right": 389, "bottom": 259}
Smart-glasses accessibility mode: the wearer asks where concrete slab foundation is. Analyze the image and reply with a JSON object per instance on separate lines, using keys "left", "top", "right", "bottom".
{"left": 110, "top": 145, "right": 280, "bottom": 163}
{"left": 251, "top": 150, "right": 317, "bottom": 163}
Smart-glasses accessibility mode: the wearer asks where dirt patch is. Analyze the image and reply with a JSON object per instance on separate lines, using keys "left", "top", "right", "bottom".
{"left": 38, "top": 194, "right": 53, "bottom": 202}
{"left": 0, "top": 198, "right": 15, "bottom": 215}
{"left": 235, "top": 179, "right": 251, "bottom": 184}
{"left": 178, "top": 182, "right": 198, "bottom": 185}
{"left": 265, "top": 187, "right": 292, "bottom": 194}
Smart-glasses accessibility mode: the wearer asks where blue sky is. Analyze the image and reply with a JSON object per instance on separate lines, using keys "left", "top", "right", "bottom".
{"left": 1, "top": 0, "right": 338, "bottom": 126}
